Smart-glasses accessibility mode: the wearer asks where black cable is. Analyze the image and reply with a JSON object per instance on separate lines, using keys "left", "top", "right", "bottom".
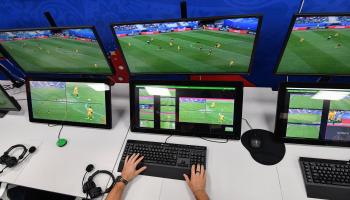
{"left": 164, "top": 134, "right": 173, "bottom": 144}
{"left": 199, "top": 137, "right": 228, "bottom": 143}
{"left": 0, "top": 166, "right": 8, "bottom": 174}
{"left": 58, "top": 124, "right": 64, "bottom": 139}
{"left": 82, "top": 171, "right": 88, "bottom": 189}
{"left": 242, "top": 117, "right": 253, "bottom": 130}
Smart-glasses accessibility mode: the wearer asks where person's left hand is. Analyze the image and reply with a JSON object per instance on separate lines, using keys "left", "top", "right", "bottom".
{"left": 121, "top": 153, "right": 147, "bottom": 181}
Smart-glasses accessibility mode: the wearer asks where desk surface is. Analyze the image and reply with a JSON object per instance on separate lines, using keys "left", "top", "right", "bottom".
{"left": 1, "top": 83, "right": 349, "bottom": 200}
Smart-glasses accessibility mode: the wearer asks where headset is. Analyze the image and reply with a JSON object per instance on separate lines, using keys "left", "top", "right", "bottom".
{"left": 82, "top": 164, "right": 116, "bottom": 199}
{"left": 0, "top": 145, "right": 36, "bottom": 174}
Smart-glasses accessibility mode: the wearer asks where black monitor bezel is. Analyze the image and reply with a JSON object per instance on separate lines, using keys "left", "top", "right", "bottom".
{"left": 274, "top": 13, "right": 350, "bottom": 76}
{"left": 111, "top": 14, "right": 263, "bottom": 76}
{"left": 25, "top": 77, "right": 112, "bottom": 129}
{"left": 275, "top": 82, "right": 350, "bottom": 147}
{"left": 130, "top": 80, "right": 243, "bottom": 139}
{"left": 0, "top": 84, "right": 21, "bottom": 111}
{"left": 0, "top": 26, "right": 115, "bottom": 76}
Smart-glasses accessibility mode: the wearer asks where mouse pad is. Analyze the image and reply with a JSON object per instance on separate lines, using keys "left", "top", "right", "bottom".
{"left": 241, "top": 129, "right": 286, "bottom": 165}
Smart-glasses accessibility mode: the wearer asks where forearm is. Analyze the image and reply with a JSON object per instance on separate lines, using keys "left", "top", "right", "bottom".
{"left": 106, "top": 182, "right": 125, "bottom": 200}
{"left": 194, "top": 190, "right": 209, "bottom": 200}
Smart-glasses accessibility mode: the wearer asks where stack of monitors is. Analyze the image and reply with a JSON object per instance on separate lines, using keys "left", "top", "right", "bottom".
{"left": 0, "top": 27, "right": 114, "bottom": 75}
{"left": 26, "top": 78, "right": 112, "bottom": 128}
{"left": 112, "top": 15, "right": 262, "bottom": 74}
{"left": 275, "top": 83, "right": 350, "bottom": 147}
{"left": 0, "top": 27, "right": 114, "bottom": 128}
{"left": 0, "top": 85, "right": 21, "bottom": 116}
{"left": 130, "top": 80, "right": 243, "bottom": 139}
{"left": 275, "top": 13, "right": 350, "bottom": 76}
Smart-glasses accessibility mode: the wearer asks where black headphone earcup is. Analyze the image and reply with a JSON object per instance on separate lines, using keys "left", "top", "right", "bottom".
{"left": 0, "top": 154, "right": 9, "bottom": 165}
{"left": 88, "top": 187, "right": 102, "bottom": 199}
{"left": 6, "top": 157, "right": 18, "bottom": 168}
{"left": 83, "top": 180, "right": 96, "bottom": 193}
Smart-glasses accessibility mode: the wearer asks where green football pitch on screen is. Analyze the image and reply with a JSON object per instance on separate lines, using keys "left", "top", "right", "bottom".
{"left": 30, "top": 81, "right": 107, "bottom": 125}
{"left": 0, "top": 29, "right": 112, "bottom": 74}
{"left": 179, "top": 98, "right": 234, "bottom": 125}
{"left": 277, "top": 16, "right": 350, "bottom": 75}
{"left": 118, "top": 30, "right": 255, "bottom": 73}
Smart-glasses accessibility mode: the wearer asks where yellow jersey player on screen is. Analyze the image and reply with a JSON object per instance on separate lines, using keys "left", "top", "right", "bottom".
{"left": 229, "top": 60, "right": 235, "bottom": 67}
{"left": 210, "top": 102, "right": 216, "bottom": 108}
{"left": 73, "top": 86, "right": 79, "bottom": 97}
{"left": 177, "top": 45, "right": 181, "bottom": 51}
{"left": 87, "top": 106, "right": 94, "bottom": 120}
{"left": 299, "top": 37, "right": 305, "bottom": 43}
{"left": 218, "top": 113, "right": 225, "bottom": 123}
{"left": 215, "top": 42, "right": 221, "bottom": 48}
{"left": 328, "top": 111, "right": 336, "bottom": 122}
{"left": 128, "top": 42, "right": 131, "bottom": 47}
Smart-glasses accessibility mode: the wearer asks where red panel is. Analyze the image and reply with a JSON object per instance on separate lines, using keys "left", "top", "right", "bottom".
{"left": 190, "top": 75, "right": 255, "bottom": 87}
{"left": 110, "top": 50, "right": 129, "bottom": 84}
{"left": 293, "top": 27, "right": 308, "bottom": 31}
{"left": 140, "top": 31, "right": 160, "bottom": 35}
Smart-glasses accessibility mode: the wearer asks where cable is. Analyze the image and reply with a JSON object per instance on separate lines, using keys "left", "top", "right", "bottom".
{"left": 242, "top": 117, "right": 253, "bottom": 130}
{"left": 0, "top": 166, "right": 8, "bottom": 174}
{"left": 199, "top": 137, "right": 228, "bottom": 143}
{"left": 57, "top": 124, "right": 64, "bottom": 139}
{"left": 164, "top": 134, "right": 173, "bottom": 144}
{"left": 298, "top": 0, "right": 305, "bottom": 14}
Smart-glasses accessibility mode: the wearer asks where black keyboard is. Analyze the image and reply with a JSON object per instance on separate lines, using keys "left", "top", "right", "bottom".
{"left": 299, "top": 157, "right": 350, "bottom": 200}
{"left": 118, "top": 140, "right": 207, "bottom": 180}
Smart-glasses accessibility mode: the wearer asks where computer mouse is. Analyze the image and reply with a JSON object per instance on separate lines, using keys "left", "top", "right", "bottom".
{"left": 250, "top": 134, "right": 262, "bottom": 149}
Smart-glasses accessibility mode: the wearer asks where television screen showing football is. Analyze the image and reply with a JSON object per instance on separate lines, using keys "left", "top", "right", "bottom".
{"left": 135, "top": 84, "right": 236, "bottom": 134}
{"left": 29, "top": 81, "right": 108, "bottom": 125}
{"left": 276, "top": 14, "right": 350, "bottom": 75}
{"left": 0, "top": 28, "right": 113, "bottom": 75}
{"left": 284, "top": 87, "right": 350, "bottom": 142}
{"left": 113, "top": 16, "right": 261, "bottom": 74}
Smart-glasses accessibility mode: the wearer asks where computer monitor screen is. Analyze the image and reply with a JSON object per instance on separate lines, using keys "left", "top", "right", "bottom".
{"left": 0, "top": 27, "right": 114, "bottom": 75}
{"left": 112, "top": 15, "right": 261, "bottom": 74}
{"left": 130, "top": 80, "right": 243, "bottom": 139}
{"left": 26, "top": 79, "right": 111, "bottom": 128}
{"left": 0, "top": 85, "right": 21, "bottom": 111}
{"left": 276, "top": 14, "right": 350, "bottom": 75}
{"left": 275, "top": 82, "right": 350, "bottom": 147}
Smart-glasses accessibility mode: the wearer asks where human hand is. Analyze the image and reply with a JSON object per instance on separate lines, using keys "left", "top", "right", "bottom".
{"left": 183, "top": 164, "right": 208, "bottom": 200}
{"left": 121, "top": 153, "right": 147, "bottom": 181}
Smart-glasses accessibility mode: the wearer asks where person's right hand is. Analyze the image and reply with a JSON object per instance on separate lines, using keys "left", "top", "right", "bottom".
{"left": 183, "top": 164, "right": 209, "bottom": 200}
{"left": 121, "top": 153, "right": 147, "bottom": 182}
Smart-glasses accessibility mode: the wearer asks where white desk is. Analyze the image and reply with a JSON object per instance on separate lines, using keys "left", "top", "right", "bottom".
{"left": 1, "top": 83, "right": 349, "bottom": 200}
{"left": 0, "top": 84, "right": 131, "bottom": 198}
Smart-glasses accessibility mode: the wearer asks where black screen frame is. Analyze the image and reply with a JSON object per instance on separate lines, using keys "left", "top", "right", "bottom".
{"left": 111, "top": 14, "right": 263, "bottom": 76}
{"left": 274, "top": 13, "right": 350, "bottom": 76}
{"left": 0, "top": 26, "right": 115, "bottom": 76}
{"left": 275, "top": 82, "right": 350, "bottom": 147}
{"left": 0, "top": 84, "right": 21, "bottom": 111}
{"left": 25, "top": 77, "right": 112, "bottom": 129}
{"left": 130, "top": 80, "right": 243, "bottom": 139}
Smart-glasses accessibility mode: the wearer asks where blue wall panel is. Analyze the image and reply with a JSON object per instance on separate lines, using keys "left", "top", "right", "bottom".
{"left": 0, "top": 0, "right": 350, "bottom": 87}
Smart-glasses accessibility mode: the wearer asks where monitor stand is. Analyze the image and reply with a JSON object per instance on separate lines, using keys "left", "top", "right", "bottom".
{"left": 0, "top": 111, "right": 9, "bottom": 118}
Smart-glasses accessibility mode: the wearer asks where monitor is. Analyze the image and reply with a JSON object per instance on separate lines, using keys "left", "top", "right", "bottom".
{"left": 275, "top": 82, "right": 350, "bottom": 147}
{"left": 25, "top": 78, "right": 112, "bottom": 129}
{"left": 0, "top": 27, "right": 114, "bottom": 76}
{"left": 0, "top": 84, "right": 21, "bottom": 117}
{"left": 275, "top": 13, "right": 350, "bottom": 76}
{"left": 130, "top": 80, "right": 243, "bottom": 139}
{"left": 112, "top": 15, "right": 262, "bottom": 75}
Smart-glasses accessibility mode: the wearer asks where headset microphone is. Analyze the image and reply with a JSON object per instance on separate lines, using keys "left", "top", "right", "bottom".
{"left": 28, "top": 146, "right": 36, "bottom": 154}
